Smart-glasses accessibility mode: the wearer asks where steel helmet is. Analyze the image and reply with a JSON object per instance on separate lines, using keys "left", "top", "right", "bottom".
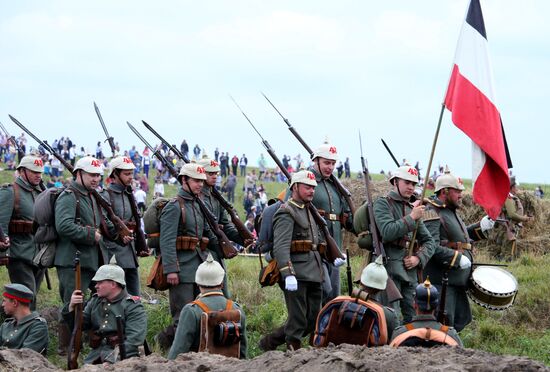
{"left": 195, "top": 253, "right": 225, "bottom": 286}
{"left": 92, "top": 263, "right": 126, "bottom": 286}
{"left": 312, "top": 142, "right": 338, "bottom": 161}
{"left": 415, "top": 277, "right": 439, "bottom": 311}
{"left": 198, "top": 157, "right": 221, "bottom": 173}
{"left": 290, "top": 170, "right": 318, "bottom": 188}
{"left": 435, "top": 166, "right": 465, "bottom": 192}
{"left": 360, "top": 256, "right": 388, "bottom": 290}
{"left": 17, "top": 154, "right": 44, "bottom": 173}
{"left": 108, "top": 156, "right": 135, "bottom": 177}
{"left": 179, "top": 163, "right": 207, "bottom": 180}
{"left": 389, "top": 165, "right": 419, "bottom": 185}
{"left": 74, "top": 156, "right": 103, "bottom": 174}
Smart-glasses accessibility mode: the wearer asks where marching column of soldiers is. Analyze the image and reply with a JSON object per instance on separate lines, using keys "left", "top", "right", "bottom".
{"left": 0, "top": 136, "right": 526, "bottom": 366}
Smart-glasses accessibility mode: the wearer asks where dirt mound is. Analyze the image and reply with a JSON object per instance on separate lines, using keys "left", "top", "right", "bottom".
{"left": 2, "top": 345, "right": 548, "bottom": 371}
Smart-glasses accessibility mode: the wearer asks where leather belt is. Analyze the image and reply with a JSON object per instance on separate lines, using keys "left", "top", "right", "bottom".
{"left": 442, "top": 241, "right": 472, "bottom": 250}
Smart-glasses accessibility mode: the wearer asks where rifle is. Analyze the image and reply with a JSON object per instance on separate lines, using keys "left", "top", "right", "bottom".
{"left": 359, "top": 131, "right": 402, "bottom": 303}
{"left": 94, "top": 102, "right": 117, "bottom": 158}
{"left": 436, "top": 271, "right": 449, "bottom": 325}
{"left": 9, "top": 115, "right": 133, "bottom": 244}
{"left": 0, "top": 226, "right": 9, "bottom": 266}
{"left": 116, "top": 315, "right": 127, "bottom": 360}
{"left": 126, "top": 122, "right": 238, "bottom": 259}
{"left": 381, "top": 138, "right": 400, "bottom": 167}
{"left": 67, "top": 251, "right": 83, "bottom": 370}
{"left": 94, "top": 104, "right": 150, "bottom": 257}
{"left": 0, "top": 121, "right": 22, "bottom": 154}
{"left": 141, "top": 120, "right": 254, "bottom": 243}
{"left": 261, "top": 93, "right": 356, "bottom": 216}
{"left": 231, "top": 96, "right": 343, "bottom": 263}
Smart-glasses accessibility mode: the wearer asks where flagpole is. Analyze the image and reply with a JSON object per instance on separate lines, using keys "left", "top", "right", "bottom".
{"left": 408, "top": 102, "right": 445, "bottom": 257}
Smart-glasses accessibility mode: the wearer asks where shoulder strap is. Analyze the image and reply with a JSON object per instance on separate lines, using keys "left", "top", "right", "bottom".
{"left": 177, "top": 196, "right": 186, "bottom": 230}
{"left": 440, "top": 325, "right": 449, "bottom": 333}
{"left": 405, "top": 323, "right": 415, "bottom": 331}
{"left": 192, "top": 299, "right": 211, "bottom": 313}
{"left": 225, "top": 299, "right": 234, "bottom": 310}
{"left": 13, "top": 182, "right": 21, "bottom": 218}
{"left": 67, "top": 186, "right": 82, "bottom": 224}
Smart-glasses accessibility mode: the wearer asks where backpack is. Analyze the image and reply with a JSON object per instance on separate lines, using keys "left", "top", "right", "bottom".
{"left": 389, "top": 325, "right": 459, "bottom": 347}
{"left": 32, "top": 187, "right": 65, "bottom": 268}
{"left": 33, "top": 186, "right": 83, "bottom": 268}
{"left": 353, "top": 202, "right": 373, "bottom": 250}
{"left": 193, "top": 297, "right": 242, "bottom": 358}
{"left": 142, "top": 197, "right": 171, "bottom": 249}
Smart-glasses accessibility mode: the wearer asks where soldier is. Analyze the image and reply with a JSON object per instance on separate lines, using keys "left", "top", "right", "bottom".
{"left": 271, "top": 170, "right": 324, "bottom": 351}
{"left": 494, "top": 177, "right": 534, "bottom": 260}
{"left": 0, "top": 154, "right": 45, "bottom": 310}
{"left": 156, "top": 163, "right": 217, "bottom": 349}
{"left": 309, "top": 142, "right": 353, "bottom": 302}
{"left": 423, "top": 167, "right": 494, "bottom": 332}
{"left": 373, "top": 165, "right": 436, "bottom": 323}
{"left": 0, "top": 283, "right": 48, "bottom": 355}
{"left": 100, "top": 156, "right": 147, "bottom": 296}
{"left": 390, "top": 278, "right": 463, "bottom": 347}
{"left": 197, "top": 156, "right": 252, "bottom": 296}
{"left": 168, "top": 253, "right": 247, "bottom": 359}
{"left": 55, "top": 156, "right": 131, "bottom": 355}
{"left": 65, "top": 263, "right": 147, "bottom": 364}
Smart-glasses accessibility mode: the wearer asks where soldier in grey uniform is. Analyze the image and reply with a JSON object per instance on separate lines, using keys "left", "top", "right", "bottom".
{"left": 65, "top": 262, "right": 147, "bottom": 364}
{"left": 100, "top": 156, "right": 147, "bottom": 296}
{"left": 272, "top": 170, "right": 325, "bottom": 351}
{"left": 168, "top": 252, "right": 247, "bottom": 359}
{"left": 390, "top": 278, "right": 463, "bottom": 347}
{"left": 308, "top": 142, "right": 352, "bottom": 302}
{"left": 423, "top": 167, "right": 494, "bottom": 331}
{"left": 0, "top": 154, "right": 45, "bottom": 310}
{"left": 156, "top": 163, "right": 217, "bottom": 349}
{"left": 55, "top": 156, "right": 131, "bottom": 355}
{"left": 373, "top": 165, "right": 436, "bottom": 323}
{"left": 0, "top": 283, "right": 48, "bottom": 355}
{"left": 197, "top": 157, "right": 252, "bottom": 296}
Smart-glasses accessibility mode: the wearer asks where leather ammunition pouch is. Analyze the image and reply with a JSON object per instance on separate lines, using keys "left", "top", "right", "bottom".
{"left": 8, "top": 219, "right": 34, "bottom": 234}
{"left": 393, "top": 237, "right": 419, "bottom": 251}
{"left": 259, "top": 258, "right": 280, "bottom": 287}
{"left": 441, "top": 241, "right": 472, "bottom": 251}
{"left": 175, "top": 236, "right": 209, "bottom": 251}
{"left": 290, "top": 240, "right": 326, "bottom": 255}
{"left": 89, "top": 332, "right": 120, "bottom": 349}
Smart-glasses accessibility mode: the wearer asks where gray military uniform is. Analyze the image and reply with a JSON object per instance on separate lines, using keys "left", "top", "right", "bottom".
{"left": 0, "top": 312, "right": 49, "bottom": 355}
{"left": 100, "top": 183, "right": 140, "bottom": 295}
{"left": 0, "top": 178, "right": 45, "bottom": 310}
{"left": 272, "top": 199, "right": 324, "bottom": 345}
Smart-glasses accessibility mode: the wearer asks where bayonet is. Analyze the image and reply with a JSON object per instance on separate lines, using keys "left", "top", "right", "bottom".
{"left": 94, "top": 102, "right": 116, "bottom": 157}
{"left": 381, "top": 138, "right": 400, "bottom": 167}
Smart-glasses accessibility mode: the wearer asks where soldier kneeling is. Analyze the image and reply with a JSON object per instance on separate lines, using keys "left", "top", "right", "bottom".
{"left": 312, "top": 256, "right": 397, "bottom": 347}
{"left": 64, "top": 262, "right": 147, "bottom": 364}
{"left": 390, "top": 278, "right": 462, "bottom": 347}
{"left": 168, "top": 253, "right": 247, "bottom": 359}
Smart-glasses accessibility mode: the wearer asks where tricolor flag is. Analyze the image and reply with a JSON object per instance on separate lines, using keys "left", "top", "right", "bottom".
{"left": 444, "top": 0, "right": 511, "bottom": 220}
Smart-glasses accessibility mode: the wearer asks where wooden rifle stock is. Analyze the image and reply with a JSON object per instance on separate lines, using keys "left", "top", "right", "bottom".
{"left": 126, "top": 189, "right": 150, "bottom": 257}
{"left": 68, "top": 251, "right": 83, "bottom": 370}
{"left": 436, "top": 271, "right": 449, "bottom": 325}
{"left": 116, "top": 315, "right": 127, "bottom": 360}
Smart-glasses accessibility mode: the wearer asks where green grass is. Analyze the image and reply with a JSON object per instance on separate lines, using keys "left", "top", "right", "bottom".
{"left": 1, "top": 166, "right": 550, "bottom": 367}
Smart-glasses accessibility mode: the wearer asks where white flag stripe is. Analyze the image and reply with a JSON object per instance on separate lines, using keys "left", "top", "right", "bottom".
{"left": 453, "top": 22, "right": 498, "bottom": 106}
{"left": 471, "top": 141, "right": 485, "bottom": 185}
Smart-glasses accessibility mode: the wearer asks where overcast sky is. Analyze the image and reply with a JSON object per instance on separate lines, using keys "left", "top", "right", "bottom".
{"left": 1, "top": 1, "right": 547, "bottom": 183}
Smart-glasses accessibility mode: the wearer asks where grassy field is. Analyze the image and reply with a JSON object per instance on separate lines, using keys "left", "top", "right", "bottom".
{"left": 0, "top": 166, "right": 549, "bottom": 367}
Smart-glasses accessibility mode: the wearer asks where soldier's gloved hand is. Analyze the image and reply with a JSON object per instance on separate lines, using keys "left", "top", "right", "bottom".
{"left": 480, "top": 216, "right": 495, "bottom": 232}
{"left": 333, "top": 253, "right": 347, "bottom": 267}
{"left": 459, "top": 254, "right": 471, "bottom": 269}
{"left": 285, "top": 275, "right": 298, "bottom": 291}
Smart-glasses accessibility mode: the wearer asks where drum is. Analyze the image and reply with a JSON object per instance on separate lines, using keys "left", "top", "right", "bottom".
{"left": 468, "top": 266, "right": 518, "bottom": 311}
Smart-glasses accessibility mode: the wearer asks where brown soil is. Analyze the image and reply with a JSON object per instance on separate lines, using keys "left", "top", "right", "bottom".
{"left": 2, "top": 344, "right": 548, "bottom": 371}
